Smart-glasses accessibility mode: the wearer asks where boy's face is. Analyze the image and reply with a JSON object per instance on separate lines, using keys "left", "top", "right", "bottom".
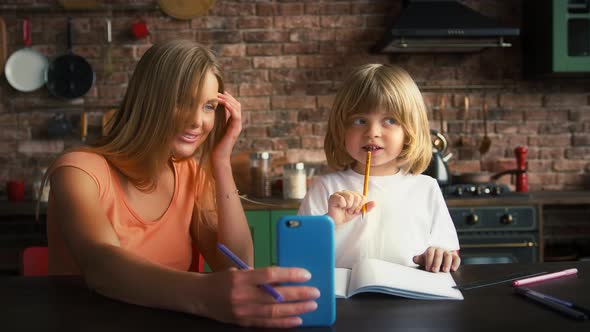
{"left": 344, "top": 110, "right": 405, "bottom": 176}
{"left": 170, "top": 70, "right": 218, "bottom": 158}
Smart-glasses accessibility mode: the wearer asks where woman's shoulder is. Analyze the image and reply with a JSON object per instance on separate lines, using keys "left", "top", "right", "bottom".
{"left": 50, "top": 151, "right": 112, "bottom": 188}
{"left": 55, "top": 150, "right": 107, "bottom": 166}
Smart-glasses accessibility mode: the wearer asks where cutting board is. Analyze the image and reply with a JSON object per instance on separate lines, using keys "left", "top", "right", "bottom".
{"left": 158, "top": 0, "right": 216, "bottom": 20}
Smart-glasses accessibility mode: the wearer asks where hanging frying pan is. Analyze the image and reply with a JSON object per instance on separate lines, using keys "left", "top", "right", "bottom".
{"left": 45, "top": 18, "right": 95, "bottom": 99}
{"left": 4, "top": 18, "right": 48, "bottom": 92}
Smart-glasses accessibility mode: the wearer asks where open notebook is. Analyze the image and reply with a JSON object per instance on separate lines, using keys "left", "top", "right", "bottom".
{"left": 335, "top": 258, "right": 463, "bottom": 300}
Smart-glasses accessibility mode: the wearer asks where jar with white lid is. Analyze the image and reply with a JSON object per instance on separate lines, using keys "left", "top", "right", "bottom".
{"left": 282, "top": 162, "right": 306, "bottom": 200}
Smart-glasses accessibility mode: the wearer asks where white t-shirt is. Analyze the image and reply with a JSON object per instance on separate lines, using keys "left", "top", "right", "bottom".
{"left": 298, "top": 169, "right": 460, "bottom": 269}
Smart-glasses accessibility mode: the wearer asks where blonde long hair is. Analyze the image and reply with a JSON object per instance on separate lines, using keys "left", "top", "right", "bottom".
{"left": 324, "top": 64, "right": 432, "bottom": 174}
{"left": 40, "top": 40, "right": 226, "bottom": 224}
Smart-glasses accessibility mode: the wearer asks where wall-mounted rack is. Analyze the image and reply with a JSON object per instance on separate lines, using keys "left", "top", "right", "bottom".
{"left": 0, "top": 4, "right": 160, "bottom": 14}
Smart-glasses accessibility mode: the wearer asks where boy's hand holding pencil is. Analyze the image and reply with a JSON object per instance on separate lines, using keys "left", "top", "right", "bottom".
{"left": 326, "top": 151, "right": 375, "bottom": 226}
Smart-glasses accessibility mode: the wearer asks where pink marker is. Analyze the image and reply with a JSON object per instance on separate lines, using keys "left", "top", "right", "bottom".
{"left": 512, "top": 268, "right": 578, "bottom": 287}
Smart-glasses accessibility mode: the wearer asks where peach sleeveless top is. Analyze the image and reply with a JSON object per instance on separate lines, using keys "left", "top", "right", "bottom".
{"left": 46, "top": 151, "right": 198, "bottom": 274}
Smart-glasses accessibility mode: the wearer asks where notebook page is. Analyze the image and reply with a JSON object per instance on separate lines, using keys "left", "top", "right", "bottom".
{"left": 348, "top": 258, "right": 463, "bottom": 300}
{"left": 334, "top": 268, "right": 352, "bottom": 298}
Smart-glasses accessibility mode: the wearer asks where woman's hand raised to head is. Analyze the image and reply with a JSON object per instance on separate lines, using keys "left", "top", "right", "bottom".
{"left": 213, "top": 91, "right": 242, "bottom": 164}
{"left": 198, "top": 266, "right": 320, "bottom": 328}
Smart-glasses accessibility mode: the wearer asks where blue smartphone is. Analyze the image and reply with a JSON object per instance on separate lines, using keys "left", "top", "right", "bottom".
{"left": 276, "top": 215, "right": 335, "bottom": 326}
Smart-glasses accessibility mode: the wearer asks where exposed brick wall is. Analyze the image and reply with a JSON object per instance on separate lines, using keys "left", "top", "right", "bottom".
{"left": 0, "top": 0, "right": 589, "bottom": 199}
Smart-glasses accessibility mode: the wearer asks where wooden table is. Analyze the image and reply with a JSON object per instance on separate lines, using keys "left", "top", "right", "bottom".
{"left": 1, "top": 261, "right": 589, "bottom": 331}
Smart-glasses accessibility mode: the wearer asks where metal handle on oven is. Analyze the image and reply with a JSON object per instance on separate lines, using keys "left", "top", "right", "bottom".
{"left": 461, "top": 241, "right": 537, "bottom": 249}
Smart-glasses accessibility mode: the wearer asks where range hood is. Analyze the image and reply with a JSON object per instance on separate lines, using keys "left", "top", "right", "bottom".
{"left": 372, "top": 0, "right": 520, "bottom": 53}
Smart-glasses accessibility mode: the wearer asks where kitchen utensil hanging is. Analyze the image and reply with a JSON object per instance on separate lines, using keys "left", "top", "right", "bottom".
{"left": 4, "top": 18, "right": 49, "bottom": 92}
{"left": 461, "top": 95, "right": 472, "bottom": 148}
{"left": 0, "top": 17, "right": 6, "bottom": 75}
{"left": 80, "top": 112, "right": 87, "bottom": 142}
{"left": 158, "top": 0, "right": 217, "bottom": 20}
{"left": 433, "top": 95, "right": 447, "bottom": 151}
{"left": 479, "top": 100, "right": 492, "bottom": 154}
{"left": 103, "top": 18, "right": 113, "bottom": 75}
{"left": 45, "top": 18, "right": 95, "bottom": 99}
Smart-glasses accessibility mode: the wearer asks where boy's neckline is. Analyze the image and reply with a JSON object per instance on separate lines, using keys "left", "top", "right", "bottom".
{"left": 347, "top": 167, "right": 402, "bottom": 177}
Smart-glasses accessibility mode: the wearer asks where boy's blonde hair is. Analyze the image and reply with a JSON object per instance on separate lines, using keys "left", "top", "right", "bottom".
{"left": 324, "top": 64, "right": 432, "bottom": 174}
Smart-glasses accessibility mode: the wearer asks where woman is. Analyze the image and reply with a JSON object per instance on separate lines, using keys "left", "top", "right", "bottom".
{"left": 44, "top": 40, "right": 318, "bottom": 328}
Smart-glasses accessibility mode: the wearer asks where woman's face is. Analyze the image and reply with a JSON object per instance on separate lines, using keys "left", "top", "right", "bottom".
{"left": 344, "top": 110, "right": 405, "bottom": 176}
{"left": 170, "top": 71, "right": 218, "bottom": 158}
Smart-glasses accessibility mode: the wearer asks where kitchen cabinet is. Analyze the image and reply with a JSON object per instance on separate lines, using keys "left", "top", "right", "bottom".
{"left": 524, "top": 0, "right": 590, "bottom": 77}
{"left": 203, "top": 209, "right": 297, "bottom": 272}
{"left": 2, "top": 192, "right": 589, "bottom": 275}
{"left": 0, "top": 212, "right": 46, "bottom": 276}
{"left": 543, "top": 204, "right": 590, "bottom": 261}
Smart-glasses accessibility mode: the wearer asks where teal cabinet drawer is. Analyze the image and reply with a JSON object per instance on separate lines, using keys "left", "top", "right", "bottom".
{"left": 246, "top": 210, "right": 272, "bottom": 268}
{"left": 203, "top": 208, "right": 298, "bottom": 271}
{"left": 204, "top": 211, "right": 270, "bottom": 272}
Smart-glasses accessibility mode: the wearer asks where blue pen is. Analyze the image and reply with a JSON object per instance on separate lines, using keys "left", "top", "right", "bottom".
{"left": 521, "top": 288, "right": 590, "bottom": 316}
{"left": 514, "top": 287, "right": 588, "bottom": 320}
{"left": 217, "top": 243, "right": 284, "bottom": 303}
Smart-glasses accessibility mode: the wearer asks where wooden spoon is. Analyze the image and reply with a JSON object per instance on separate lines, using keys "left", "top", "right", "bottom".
{"left": 461, "top": 96, "right": 471, "bottom": 148}
{"left": 479, "top": 101, "right": 491, "bottom": 154}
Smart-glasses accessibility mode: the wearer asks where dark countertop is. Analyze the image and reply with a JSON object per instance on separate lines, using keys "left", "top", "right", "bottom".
{"left": 2, "top": 261, "right": 590, "bottom": 331}
{"left": 1, "top": 191, "right": 589, "bottom": 216}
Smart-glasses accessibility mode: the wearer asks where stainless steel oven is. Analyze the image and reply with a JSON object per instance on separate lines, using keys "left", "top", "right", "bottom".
{"left": 449, "top": 205, "right": 539, "bottom": 265}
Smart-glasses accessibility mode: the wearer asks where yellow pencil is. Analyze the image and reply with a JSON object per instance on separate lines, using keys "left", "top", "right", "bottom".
{"left": 362, "top": 151, "right": 371, "bottom": 215}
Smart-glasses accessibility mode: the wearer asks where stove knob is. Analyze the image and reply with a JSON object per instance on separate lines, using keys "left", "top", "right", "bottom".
{"left": 492, "top": 186, "right": 502, "bottom": 195}
{"left": 500, "top": 214, "right": 513, "bottom": 225}
{"left": 473, "top": 186, "right": 485, "bottom": 196}
{"left": 454, "top": 187, "right": 464, "bottom": 196}
{"left": 466, "top": 213, "right": 479, "bottom": 225}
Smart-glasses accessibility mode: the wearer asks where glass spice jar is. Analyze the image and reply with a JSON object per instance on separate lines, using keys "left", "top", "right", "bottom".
{"left": 282, "top": 162, "right": 306, "bottom": 200}
{"left": 250, "top": 152, "right": 272, "bottom": 198}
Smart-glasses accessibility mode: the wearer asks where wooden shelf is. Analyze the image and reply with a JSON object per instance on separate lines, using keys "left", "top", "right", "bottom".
{"left": 0, "top": 4, "right": 160, "bottom": 14}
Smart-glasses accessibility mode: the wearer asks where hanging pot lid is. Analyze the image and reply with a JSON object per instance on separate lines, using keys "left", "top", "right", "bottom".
{"left": 158, "top": 0, "right": 216, "bottom": 20}
{"left": 5, "top": 19, "right": 48, "bottom": 92}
